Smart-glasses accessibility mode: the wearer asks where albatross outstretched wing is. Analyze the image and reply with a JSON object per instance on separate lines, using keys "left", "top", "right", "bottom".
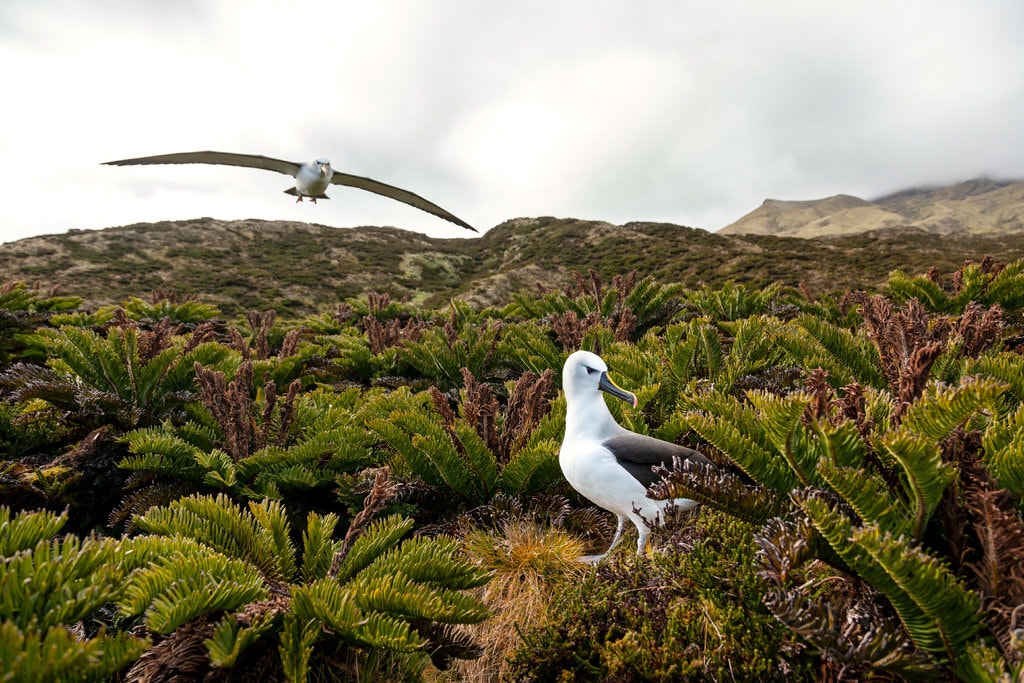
{"left": 330, "top": 171, "right": 477, "bottom": 232}
{"left": 103, "top": 151, "right": 302, "bottom": 178}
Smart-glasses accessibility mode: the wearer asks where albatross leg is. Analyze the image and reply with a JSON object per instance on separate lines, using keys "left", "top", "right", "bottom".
{"left": 635, "top": 525, "right": 651, "bottom": 557}
{"left": 579, "top": 515, "right": 627, "bottom": 563}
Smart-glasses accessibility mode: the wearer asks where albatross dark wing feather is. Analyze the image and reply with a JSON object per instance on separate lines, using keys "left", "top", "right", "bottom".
{"left": 330, "top": 171, "right": 477, "bottom": 232}
{"left": 103, "top": 151, "right": 302, "bottom": 178}
{"left": 604, "top": 433, "right": 711, "bottom": 488}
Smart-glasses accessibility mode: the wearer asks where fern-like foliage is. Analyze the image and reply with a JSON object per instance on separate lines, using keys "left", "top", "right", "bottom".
{"left": 887, "top": 257, "right": 1024, "bottom": 314}
{"left": 500, "top": 321, "right": 566, "bottom": 377}
{"left": 982, "top": 403, "right": 1024, "bottom": 498}
{"left": 508, "top": 270, "right": 682, "bottom": 347}
{"left": 118, "top": 289, "right": 221, "bottom": 324}
{"left": 119, "top": 383, "right": 378, "bottom": 505}
{"left": 775, "top": 314, "right": 886, "bottom": 389}
{"left": 969, "top": 352, "right": 1024, "bottom": 406}
{"left": 882, "top": 378, "right": 1004, "bottom": 538}
{"left": 368, "top": 367, "right": 559, "bottom": 507}
{"left": 0, "top": 281, "right": 82, "bottom": 365}
{"left": 0, "top": 507, "right": 151, "bottom": 681}
{"left": 400, "top": 301, "right": 504, "bottom": 389}
{"left": 797, "top": 493, "right": 981, "bottom": 660}
{"left": 497, "top": 398, "right": 566, "bottom": 496}
{"left": 3, "top": 534, "right": 129, "bottom": 631}
{"left": 2, "top": 324, "right": 230, "bottom": 430}
{"left": 0, "top": 506, "right": 67, "bottom": 556}
{"left": 0, "top": 620, "right": 147, "bottom": 683}
{"left": 134, "top": 494, "right": 298, "bottom": 581}
{"left": 118, "top": 492, "right": 490, "bottom": 681}
{"left": 674, "top": 367, "right": 1015, "bottom": 675}
{"left": 682, "top": 281, "right": 793, "bottom": 322}
{"left": 368, "top": 391, "right": 498, "bottom": 505}
{"left": 677, "top": 390, "right": 804, "bottom": 492}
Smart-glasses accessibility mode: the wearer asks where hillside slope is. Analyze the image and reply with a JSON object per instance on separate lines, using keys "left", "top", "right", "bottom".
{"left": 720, "top": 178, "right": 1024, "bottom": 237}
{"left": 4, "top": 216, "right": 1024, "bottom": 317}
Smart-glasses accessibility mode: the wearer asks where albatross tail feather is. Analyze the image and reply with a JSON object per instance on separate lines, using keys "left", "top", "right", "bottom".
{"left": 283, "top": 187, "right": 329, "bottom": 199}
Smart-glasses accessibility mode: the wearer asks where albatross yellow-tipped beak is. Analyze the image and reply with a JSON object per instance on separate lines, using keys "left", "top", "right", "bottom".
{"left": 320, "top": 163, "right": 329, "bottom": 176}
{"left": 598, "top": 372, "right": 638, "bottom": 408}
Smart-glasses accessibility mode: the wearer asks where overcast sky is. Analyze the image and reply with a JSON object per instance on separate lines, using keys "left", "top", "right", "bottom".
{"left": 2, "top": 1, "right": 1022, "bottom": 244}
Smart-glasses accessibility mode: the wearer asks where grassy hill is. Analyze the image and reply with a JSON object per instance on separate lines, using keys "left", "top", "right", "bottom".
{"left": 720, "top": 178, "right": 1024, "bottom": 238}
{"left": 4, "top": 215, "right": 1024, "bottom": 317}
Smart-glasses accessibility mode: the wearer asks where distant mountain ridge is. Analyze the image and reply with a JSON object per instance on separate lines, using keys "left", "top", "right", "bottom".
{"left": 720, "top": 178, "right": 1024, "bottom": 238}
{"left": 4, "top": 214, "right": 1024, "bottom": 317}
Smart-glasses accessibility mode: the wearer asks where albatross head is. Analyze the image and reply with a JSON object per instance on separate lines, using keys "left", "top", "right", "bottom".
{"left": 562, "top": 350, "right": 638, "bottom": 409}
{"left": 314, "top": 158, "right": 332, "bottom": 178}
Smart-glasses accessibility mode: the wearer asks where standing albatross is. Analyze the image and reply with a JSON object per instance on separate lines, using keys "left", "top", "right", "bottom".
{"left": 103, "top": 151, "right": 476, "bottom": 232}
{"left": 559, "top": 350, "right": 712, "bottom": 562}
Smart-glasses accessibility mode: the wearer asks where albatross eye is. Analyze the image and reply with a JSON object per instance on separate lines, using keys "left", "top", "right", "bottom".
{"left": 585, "top": 367, "right": 598, "bottom": 375}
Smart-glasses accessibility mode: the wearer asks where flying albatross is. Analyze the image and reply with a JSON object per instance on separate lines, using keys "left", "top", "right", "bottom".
{"left": 559, "top": 350, "right": 712, "bottom": 562}
{"left": 102, "top": 151, "right": 476, "bottom": 232}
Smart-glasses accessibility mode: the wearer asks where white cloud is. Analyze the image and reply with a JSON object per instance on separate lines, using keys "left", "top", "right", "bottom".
{"left": 2, "top": 0, "right": 1023, "bottom": 244}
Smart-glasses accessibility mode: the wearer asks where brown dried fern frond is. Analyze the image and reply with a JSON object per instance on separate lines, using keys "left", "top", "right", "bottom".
{"left": 762, "top": 582, "right": 937, "bottom": 681}
{"left": 274, "top": 379, "right": 302, "bottom": 449}
{"left": 182, "top": 322, "right": 218, "bottom": 353}
{"left": 428, "top": 384, "right": 458, "bottom": 427}
{"left": 278, "top": 328, "right": 302, "bottom": 358}
{"left": 843, "top": 292, "right": 950, "bottom": 420}
{"left": 549, "top": 310, "right": 600, "bottom": 351}
{"left": 460, "top": 368, "right": 499, "bottom": 454}
{"left": 137, "top": 318, "right": 182, "bottom": 365}
{"left": 150, "top": 287, "right": 196, "bottom": 305}
{"left": 329, "top": 467, "right": 397, "bottom": 578}
{"left": 497, "top": 369, "right": 555, "bottom": 463}
{"left": 803, "top": 368, "right": 832, "bottom": 424}
{"left": 367, "top": 291, "right": 392, "bottom": 314}
{"left": 246, "top": 309, "right": 276, "bottom": 360}
{"left": 612, "top": 308, "right": 637, "bottom": 343}
{"left": 894, "top": 340, "right": 944, "bottom": 421}
{"left": 611, "top": 269, "right": 639, "bottom": 302}
{"left": 364, "top": 315, "right": 427, "bottom": 354}
{"left": 978, "top": 254, "right": 1005, "bottom": 276}
{"left": 194, "top": 361, "right": 255, "bottom": 461}
{"left": 964, "top": 482, "right": 1024, "bottom": 662}
{"left": 228, "top": 327, "right": 251, "bottom": 361}
{"left": 956, "top": 302, "right": 1004, "bottom": 358}
{"left": 833, "top": 382, "right": 872, "bottom": 438}
{"left": 126, "top": 614, "right": 218, "bottom": 683}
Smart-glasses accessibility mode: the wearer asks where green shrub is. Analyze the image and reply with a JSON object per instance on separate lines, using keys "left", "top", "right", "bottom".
{"left": 508, "top": 510, "right": 817, "bottom": 682}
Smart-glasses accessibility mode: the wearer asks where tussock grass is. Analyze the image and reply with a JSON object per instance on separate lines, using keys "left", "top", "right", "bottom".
{"left": 454, "top": 521, "right": 588, "bottom": 681}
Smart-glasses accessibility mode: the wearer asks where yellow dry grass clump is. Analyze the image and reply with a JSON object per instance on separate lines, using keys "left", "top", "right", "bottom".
{"left": 450, "top": 521, "right": 589, "bottom": 682}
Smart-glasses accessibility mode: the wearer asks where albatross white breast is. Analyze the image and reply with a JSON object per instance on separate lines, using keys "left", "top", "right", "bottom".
{"left": 103, "top": 151, "right": 476, "bottom": 232}
{"left": 559, "top": 349, "right": 711, "bottom": 562}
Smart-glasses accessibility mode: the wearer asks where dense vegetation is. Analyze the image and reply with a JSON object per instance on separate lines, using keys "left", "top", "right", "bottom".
{"left": 1, "top": 254, "right": 1023, "bottom": 681}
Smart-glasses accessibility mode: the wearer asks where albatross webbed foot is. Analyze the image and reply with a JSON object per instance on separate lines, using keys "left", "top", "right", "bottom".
{"left": 577, "top": 553, "right": 609, "bottom": 564}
